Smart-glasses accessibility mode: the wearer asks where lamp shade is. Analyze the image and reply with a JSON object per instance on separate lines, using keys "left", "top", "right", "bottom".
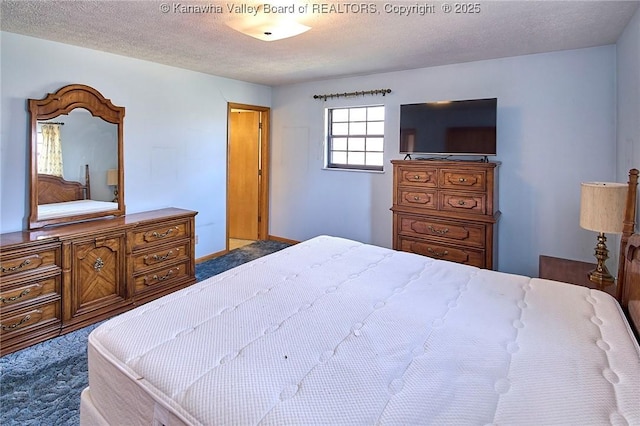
{"left": 580, "top": 182, "right": 627, "bottom": 234}
{"left": 107, "top": 169, "right": 118, "bottom": 186}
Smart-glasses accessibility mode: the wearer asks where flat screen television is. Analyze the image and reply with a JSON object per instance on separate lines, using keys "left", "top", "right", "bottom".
{"left": 399, "top": 98, "right": 497, "bottom": 157}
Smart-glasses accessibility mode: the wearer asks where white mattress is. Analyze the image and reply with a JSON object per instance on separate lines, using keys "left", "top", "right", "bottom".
{"left": 82, "top": 235, "right": 640, "bottom": 425}
{"left": 38, "top": 199, "right": 118, "bottom": 220}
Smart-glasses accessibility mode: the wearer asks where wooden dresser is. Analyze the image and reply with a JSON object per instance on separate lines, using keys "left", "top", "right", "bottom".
{"left": 391, "top": 160, "right": 500, "bottom": 269}
{"left": 0, "top": 208, "right": 197, "bottom": 356}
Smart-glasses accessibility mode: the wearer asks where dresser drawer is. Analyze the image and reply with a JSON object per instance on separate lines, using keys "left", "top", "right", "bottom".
{"left": 398, "top": 237, "right": 485, "bottom": 268}
{"left": 397, "top": 189, "right": 437, "bottom": 210}
{"left": 133, "top": 262, "right": 189, "bottom": 294}
{"left": 130, "top": 220, "right": 190, "bottom": 250}
{"left": 397, "top": 166, "right": 438, "bottom": 187}
{"left": 1, "top": 276, "right": 60, "bottom": 310}
{"left": 439, "top": 169, "right": 486, "bottom": 191}
{"left": 0, "top": 300, "right": 61, "bottom": 337}
{"left": 439, "top": 191, "right": 486, "bottom": 215}
{"left": 132, "top": 242, "right": 190, "bottom": 272}
{"left": 397, "top": 215, "right": 485, "bottom": 248}
{"left": 0, "top": 244, "right": 60, "bottom": 279}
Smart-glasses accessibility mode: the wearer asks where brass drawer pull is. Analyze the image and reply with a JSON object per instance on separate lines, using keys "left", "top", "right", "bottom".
{"left": 2, "top": 314, "right": 33, "bottom": 331}
{"left": 458, "top": 200, "right": 466, "bottom": 205}
{"left": 458, "top": 177, "right": 467, "bottom": 182}
{"left": 152, "top": 250, "right": 174, "bottom": 262}
{"left": 413, "top": 175, "right": 420, "bottom": 179}
{"left": 1, "top": 289, "right": 31, "bottom": 304}
{"left": 152, "top": 227, "right": 179, "bottom": 239}
{"left": 413, "top": 196, "right": 420, "bottom": 201}
{"left": 428, "top": 225, "right": 449, "bottom": 235}
{"left": 1, "top": 258, "right": 32, "bottom": 273}
{"left": 145, "top": 269, "right": 176, "bottom": 285}
{"left": 427, "top": 247, "right": 449, "bottom": 257}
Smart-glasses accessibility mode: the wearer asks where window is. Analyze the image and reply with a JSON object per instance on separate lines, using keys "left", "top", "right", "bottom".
{"left": 326, "top": 105, "right": 385, "bottom": 171}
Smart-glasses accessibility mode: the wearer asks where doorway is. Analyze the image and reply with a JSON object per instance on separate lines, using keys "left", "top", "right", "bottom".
{"left": 227, "top": 103, "right": 270, "bottom": 251}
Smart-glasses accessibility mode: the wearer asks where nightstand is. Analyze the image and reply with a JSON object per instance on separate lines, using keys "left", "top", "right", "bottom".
{"left": 538, "top": 255, "right": 616, "bottom": 297}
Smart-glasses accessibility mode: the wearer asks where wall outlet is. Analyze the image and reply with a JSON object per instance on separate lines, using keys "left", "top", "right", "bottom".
{"left": 195, "top": 235, "right": 199, "bottom": 244}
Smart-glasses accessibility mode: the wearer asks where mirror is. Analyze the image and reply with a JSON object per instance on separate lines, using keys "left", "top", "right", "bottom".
{"left": 28, "top": 84, "right": 125, "bottom": 229}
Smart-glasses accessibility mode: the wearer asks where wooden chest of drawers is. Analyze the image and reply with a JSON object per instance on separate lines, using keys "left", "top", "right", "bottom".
{"left": 391, "top": 160, "right": 500, "bottom": 269}
{"left": 0, "top": 208, "right": 197, "bottom": 356}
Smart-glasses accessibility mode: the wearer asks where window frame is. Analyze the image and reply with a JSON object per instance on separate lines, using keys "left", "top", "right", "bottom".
{"left": 325, "top": 104, "right": 385, "bottom": 172}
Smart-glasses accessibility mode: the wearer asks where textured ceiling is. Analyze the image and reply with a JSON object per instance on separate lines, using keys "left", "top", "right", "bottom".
{"left": 1, "top": 1, "right": 638, "bottom": 86}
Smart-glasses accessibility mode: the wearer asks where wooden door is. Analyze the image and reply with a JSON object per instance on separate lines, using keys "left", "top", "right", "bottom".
{"left": 228, "top": 110, "right": 260, "bottom": 240}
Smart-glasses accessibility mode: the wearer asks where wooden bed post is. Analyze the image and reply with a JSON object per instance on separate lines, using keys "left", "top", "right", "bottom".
{"left": 616, "top": 168, "right": 639, "bottom": 302}
{"left": 85, "top": 164, "right": 91, "bottom": 199}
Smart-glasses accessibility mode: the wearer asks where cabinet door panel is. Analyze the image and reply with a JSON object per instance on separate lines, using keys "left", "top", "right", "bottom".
{"left": 69, "top": 233, "right": 126, "bottom": 319}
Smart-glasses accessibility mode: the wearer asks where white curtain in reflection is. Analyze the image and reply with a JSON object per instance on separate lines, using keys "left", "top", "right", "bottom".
{"left": 39, "top": 124, "right": 64, "bottom": 176}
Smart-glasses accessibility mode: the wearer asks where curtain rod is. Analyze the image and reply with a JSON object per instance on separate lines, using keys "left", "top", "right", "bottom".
{"left": 313, "top": 89, "right": 391, "bottom": 101}
{"left": 40, "top": 121, "right": 65, "bottom": 125}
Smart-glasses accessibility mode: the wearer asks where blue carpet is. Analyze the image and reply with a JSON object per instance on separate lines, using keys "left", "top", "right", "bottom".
{"left": 0, "top": 240, "right": 290, "bottom": 426}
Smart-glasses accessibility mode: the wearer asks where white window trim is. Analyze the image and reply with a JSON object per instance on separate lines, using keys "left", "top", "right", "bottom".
{"left": 325, "top": 104, "right": 385, "bottom": 172}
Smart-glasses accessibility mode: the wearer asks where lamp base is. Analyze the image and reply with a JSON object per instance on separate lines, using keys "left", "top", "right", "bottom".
{"left": 587, "top": 232, "right": 615, "bottom": 289}
{"left": 587, "top": 268, "right": 615, "bottom": 288}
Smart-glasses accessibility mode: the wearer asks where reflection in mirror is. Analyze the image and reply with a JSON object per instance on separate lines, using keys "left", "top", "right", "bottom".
{"left": 37, "top": 109, "right": 118, "bottom": 203}
{"left": 28, "top": 84, "right": 125, "bottom": 229}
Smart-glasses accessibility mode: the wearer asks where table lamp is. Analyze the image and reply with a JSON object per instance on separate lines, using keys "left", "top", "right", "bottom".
{"left": 579, "top": 182, "right": 627, "bottom": 287}
{"left": 107, "top": 169, "right": 118, "bottom": 202}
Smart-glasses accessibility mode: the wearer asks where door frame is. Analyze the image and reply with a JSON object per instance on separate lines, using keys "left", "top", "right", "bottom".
{"left": 226, "top": 102, "right": 270, "bottom": 250}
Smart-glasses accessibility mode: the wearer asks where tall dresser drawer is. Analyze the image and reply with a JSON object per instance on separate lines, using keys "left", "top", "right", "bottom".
{"left": 439, "top": 191, "right": 486, "bottom": 215}
{"left": 131, "top": 242, "right": 190, "bottom": 273}
{"left": 0, "top": 300, "right": 61, "bottom": 337}
{"left": 398, "top": 237, "right": 485, "bottom": 268}
{"left": 397, "top": 215, "right": 485, "bottom": 248}
{"left": 0, "top": 244, "right": 60, "bottom": 278}
{"left": 133, "top": 262, "right": 190, "bottom": 295}
{"left": 439, "top": 169, "right": 486, "bottom": 191}
{"left": 397, "top": 167, "right": 438, "bottom": 186}
{"left": 130, "top": 220, "right": 189, "bottom": 250}
{"left": 397, "top": 189, "right": 437, "bottom": 210}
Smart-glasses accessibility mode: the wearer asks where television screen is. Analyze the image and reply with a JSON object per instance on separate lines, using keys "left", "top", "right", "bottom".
{"left": 399, "top": 98, "right": 497, "bottom": 156}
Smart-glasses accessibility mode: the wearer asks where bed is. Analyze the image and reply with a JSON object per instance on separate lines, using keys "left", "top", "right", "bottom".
{"left": 37, "top": 165, "right": 118, "bottom": 220}
{"left": 80, "top": 175, "right": 640, "bottom": 425}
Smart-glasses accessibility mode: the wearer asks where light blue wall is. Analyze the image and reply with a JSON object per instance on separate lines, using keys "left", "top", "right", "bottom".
{"left": 0, "top": 32, "right": 271, "bottom": 259}
{"left": 616, "top": 7, "right": 640, "bottom": 182}
{"left": 270, "top": 46, "right": 618, "bottom": 277}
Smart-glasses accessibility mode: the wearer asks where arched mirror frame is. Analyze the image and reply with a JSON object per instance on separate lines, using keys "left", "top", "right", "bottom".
{"left": 28, "top": 84, "right": 125, "bottom": 229}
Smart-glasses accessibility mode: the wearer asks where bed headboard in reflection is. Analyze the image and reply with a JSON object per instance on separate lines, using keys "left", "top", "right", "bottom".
{"left": 37, "top": 164, "right": 90, "bottom": 204}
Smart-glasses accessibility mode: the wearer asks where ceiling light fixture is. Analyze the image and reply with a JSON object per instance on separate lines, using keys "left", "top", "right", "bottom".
{"left": 225, "top": 5, "right": 311, "bottom": 41}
